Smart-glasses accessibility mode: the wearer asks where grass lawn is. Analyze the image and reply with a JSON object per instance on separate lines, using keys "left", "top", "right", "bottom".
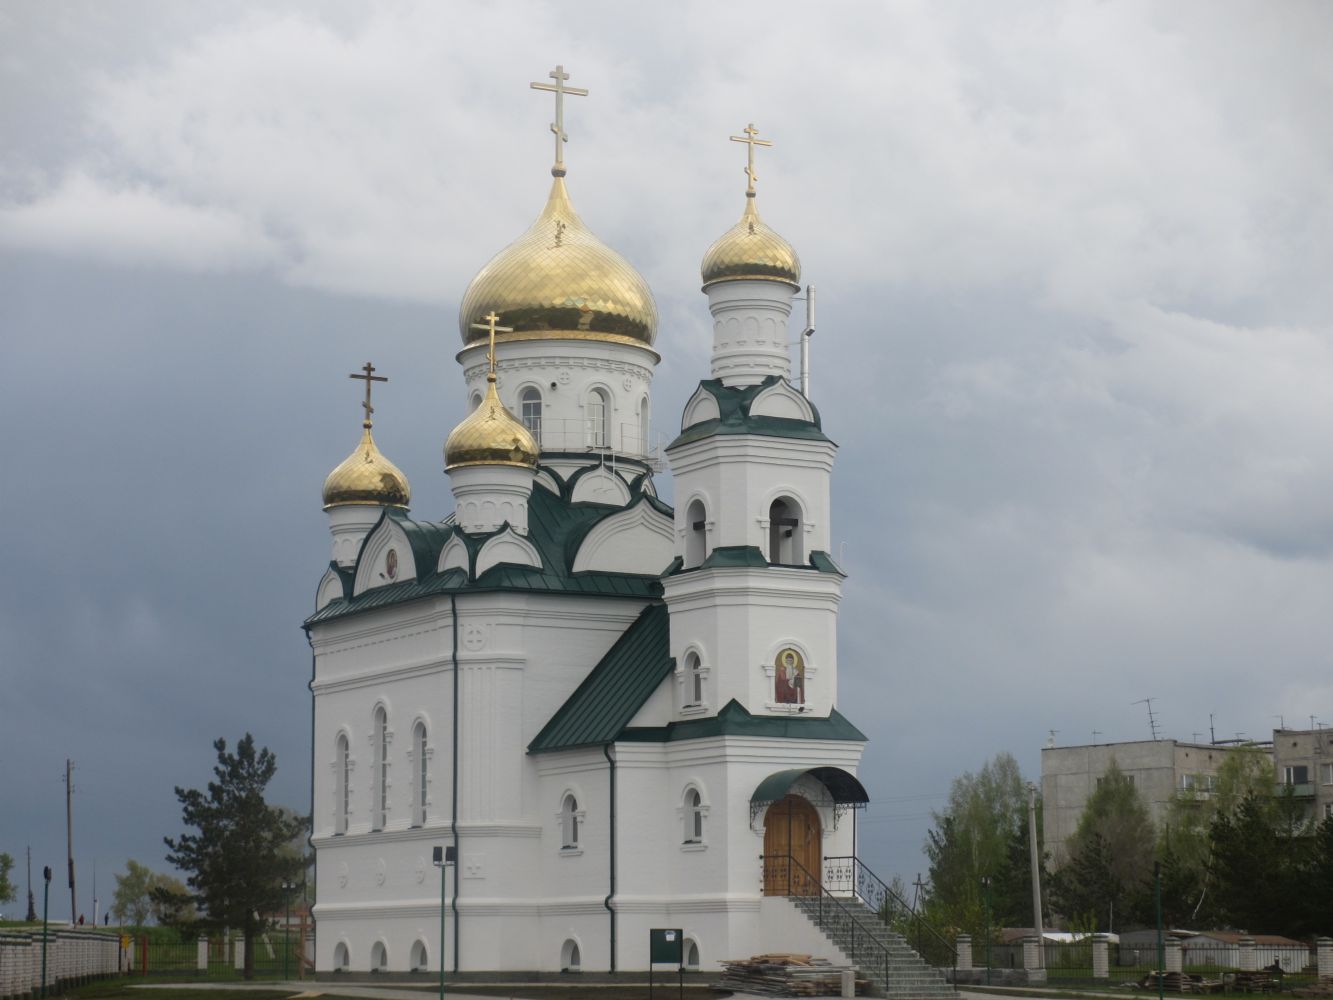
{"left": 65, "top": 985, "right": 299, "bottom": 1000}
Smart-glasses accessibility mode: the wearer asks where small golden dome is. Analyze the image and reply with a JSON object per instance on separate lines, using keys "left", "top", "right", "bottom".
{"left": 700, "top": 194, "right": 801, "bottom": 289}
{"left": 323, "top": 425, "right": 411, "bottom": 509}
{"left": 444, "top": 377, "right": 540, "bottom": 470}
{"left": 458, "top": 177, "right": 658, "bottom": 349}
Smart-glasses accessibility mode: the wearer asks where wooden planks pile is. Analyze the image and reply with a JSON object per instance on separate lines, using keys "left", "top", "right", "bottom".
{"left": 1134, "top": 971, "right": 1224, "bottom": 993}
{"left": 717, "top": 953, "right": 867, "bottom": 996}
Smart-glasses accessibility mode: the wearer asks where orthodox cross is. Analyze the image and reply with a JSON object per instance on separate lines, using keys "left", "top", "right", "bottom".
{"left": 530, "top": 64, "right": 588, "bottom": 173}
{"left": 730, "top": 122, "right": 773, "bottom": 195}
{"left": 349, "top": 362, "right": 387, "bottom": 426}
{"left": 470, "top": 311, "right": 513, "bottom": 379}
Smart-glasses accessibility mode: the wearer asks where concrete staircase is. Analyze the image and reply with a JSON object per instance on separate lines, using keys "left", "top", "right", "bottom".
{"left": 788, "top": 895, "right": 957, "bottom": 1000}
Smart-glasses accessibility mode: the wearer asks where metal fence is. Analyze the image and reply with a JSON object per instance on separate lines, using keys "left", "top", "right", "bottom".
{"left": 1021, "top": 940, "right": 1321, "bottom": 990}
{"left": 128, "top": 931, "right": 312, "bottom": 980}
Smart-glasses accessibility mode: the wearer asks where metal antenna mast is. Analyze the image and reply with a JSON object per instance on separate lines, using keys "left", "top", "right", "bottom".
{"left": 63, "top": 759, "right": 76, "bottom": 924}
{"left": 1133, "top": 699, "right": 1160, "bottom": 740}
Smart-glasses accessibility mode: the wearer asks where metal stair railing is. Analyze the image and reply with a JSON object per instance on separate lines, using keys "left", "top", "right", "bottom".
{"left": 761, "top": 853, "right": 894, "bottom": 989}
{"left": 823, "top": 855, "right": 956, "bottom": 979}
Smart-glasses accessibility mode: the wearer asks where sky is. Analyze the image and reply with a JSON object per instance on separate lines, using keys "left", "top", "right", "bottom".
{"left": 2, "top": 0, "right": 1332, "bottom": 918}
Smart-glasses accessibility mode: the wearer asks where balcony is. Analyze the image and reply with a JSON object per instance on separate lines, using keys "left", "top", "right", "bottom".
{"left": 1276, "top": 782, "right": 1315, "bottom": 798}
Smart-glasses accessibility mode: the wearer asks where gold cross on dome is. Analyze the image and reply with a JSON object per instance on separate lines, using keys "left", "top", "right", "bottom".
{"left": 348, "top": 362, "right": 387, "bottom": 427}
{"left": 530, "top": 64, "right": 588, "bottom": 173}
{"left": 730, "top": 122, "right": 773, "bottom": 194}
{"left": 470, "top": 311, "right": 513, "bottom": 380}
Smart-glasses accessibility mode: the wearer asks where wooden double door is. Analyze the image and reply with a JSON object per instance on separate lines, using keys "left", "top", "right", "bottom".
{"left": 762, "top": 795, "right": 822, "bottom": 896}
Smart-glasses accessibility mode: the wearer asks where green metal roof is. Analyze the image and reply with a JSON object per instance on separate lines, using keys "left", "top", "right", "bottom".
{"left": 619, "top": 698, "right": 868, "bottom": 744}
{"left": 305, "top": 483, "right": 664, "bottom": 627}
{"left": 527, "top": 603, "right": 673, "bottom": 753}
{"left": 750, "top": 766, "right": 870, "bottom": 806}
{"left": 668, "top": 376, "right": 833, "bottom": 450}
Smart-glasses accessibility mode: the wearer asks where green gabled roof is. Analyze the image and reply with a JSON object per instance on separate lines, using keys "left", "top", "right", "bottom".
{"left": 666, "top": 547, "right": 846, "bottom": 577}
{"left": 700, "top": 545, "right": 768, "bottom": 568}
{"left": 619, "top": 698, "right": 868, "bottom": 744}
{"left": 305, "top": 485, "right": 666, "bottom": 627}
{"left": 668, "top": 375, "right": 832, "bottom": 449}
{"left": 528, "top": 603, "right": 673, "bottom": 754}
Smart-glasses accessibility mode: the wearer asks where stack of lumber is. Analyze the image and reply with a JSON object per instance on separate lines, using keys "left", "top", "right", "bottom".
{"left": 1134, "top": 971, "right": 1224, "bottom": 993}
{"left": 717, "top": 953, "right": 867, "bottom": 996}
{"left": 1233, "top": 971, "right": 1283, "bottom": 994}
{"left": 1292, "top": 979, "right": 1333, "bottom": 998}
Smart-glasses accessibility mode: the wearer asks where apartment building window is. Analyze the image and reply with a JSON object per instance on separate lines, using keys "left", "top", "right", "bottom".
{"left": 1321, "top": 762, "right": 1333, "bottom": 785}
{"left": 1283, "top": 765, "right": 1309, "bottom": 786}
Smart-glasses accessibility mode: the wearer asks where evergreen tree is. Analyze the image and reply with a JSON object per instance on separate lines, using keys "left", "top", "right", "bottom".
{"left": 164, "top": 734, "right": 307, "bottom": 979}
{"left": 1208, "top": 791, "right": 1314, "bottom": 937}
{"left": 1049, "top": 760, "right": 1155, "bottom": 930}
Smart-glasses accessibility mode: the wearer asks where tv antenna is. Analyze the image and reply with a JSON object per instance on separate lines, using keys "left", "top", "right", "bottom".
{"left": 1133, "top": 698, "right": 1160, "bottom": 740}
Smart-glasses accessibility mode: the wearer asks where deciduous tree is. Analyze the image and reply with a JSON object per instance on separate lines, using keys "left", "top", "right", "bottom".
{"left": 164, "top": 734, "right": 307, "bottom": 979}
{"left": 0, "top": 852, "right": 15, "bottom": 907}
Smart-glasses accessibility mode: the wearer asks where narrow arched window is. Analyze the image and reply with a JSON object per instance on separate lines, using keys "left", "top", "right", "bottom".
{"left": 333, "top": 942, "right": 350, "bottom": 972}
{"left": 561, "top": 794, "right": 580, "bottom": 849}
{"left": 685, "top": 940, "right": 700, "bottom": 970}
{"left": 685, "top": 499, "right": 707, "bottom": 568}
{"left": 371, "top": 941, "right": 388, "bottom": 972}
{"left": 561, "top": 939, "right": 581, "bottom": 972}
{"left": 520, "top": 387, "right": 542, "bottom": 443}
{"left": 372, "top": 707, "right": 388, "bottom": 831}
{"left": 768, "top": 497, "right": 803, "bottom": 564}
{"left": 684, "top": 788, "right": 704, "bottom": 843}
{"left": 587, "top": 388, "right": 609, "bottom": 448}
{"left": 412, "top": 721, "right": 428, "bottom": 827}
{"left": 684, "top": 651, "right": 703, "bottom": 707}
{"left": 334, "top": 734, "right": 350, "bottom": 835}
{"left": 637, "top": 396, "right": 650, "bottom": 456}
{"left": 469, "top": 391, "right": 482, "bottom": 411}
{"left": 409, "top": 940, "right": 428, "bottom": 972}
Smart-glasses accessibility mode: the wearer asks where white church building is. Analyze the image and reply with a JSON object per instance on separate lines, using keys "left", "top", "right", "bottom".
{"left": 306, "top": 70, "right": 880, "bottom": 976}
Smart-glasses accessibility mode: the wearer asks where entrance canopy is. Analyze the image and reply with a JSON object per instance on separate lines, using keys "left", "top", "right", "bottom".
{"left": 750, "top": 766, "right": 869, "bottom": 823}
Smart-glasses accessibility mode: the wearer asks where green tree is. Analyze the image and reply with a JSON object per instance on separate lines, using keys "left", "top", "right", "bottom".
{"left": 164, "top": 734, "right": 307, "bottom": 979}
{"left": 112, "top": 860, "right": 159, "bottom": 925}
{"left": 1049, "top": 760, "right": 1155, "bottom": 929}
{"left": 922, "top": 753, "right": 1036, "bottom": 937}
{"left": 0, "top": 852, "right": 15, "bottom": 907}
{"left": 1208, "top": 790, "right": 1314, "bottom": 937}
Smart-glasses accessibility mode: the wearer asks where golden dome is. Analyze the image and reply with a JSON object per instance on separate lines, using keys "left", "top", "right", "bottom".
{"left": 700, "top": 193, "right": 801, "bottom": 289}
{"left": 323, "top": 425, "right": 411, "bottom": 509}
{"left": 444, "top": 376, "right": 540, "bottom": 470}
{"left": 458, "top": 176, "right": 658, "bottom": 349}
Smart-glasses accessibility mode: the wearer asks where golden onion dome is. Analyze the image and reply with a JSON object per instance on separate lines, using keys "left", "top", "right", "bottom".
{"left": 444, "top": 376, "right": 540, "bottom": 470}
{"left": 458, "top": 176, "right": 658, "bottom": 349}
{"left": 323, "top": 424, "right": 411, "bottom": 509}
{"left": 700, "top": 193, "right": 801, "bottom": 290}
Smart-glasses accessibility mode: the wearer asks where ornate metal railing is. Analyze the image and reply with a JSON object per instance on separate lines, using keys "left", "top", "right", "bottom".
{"left": 824, "top": 855, "right": 956, "bottom": 972}
{"left": 761, "top": 853, "right": 892, "bottom": 986}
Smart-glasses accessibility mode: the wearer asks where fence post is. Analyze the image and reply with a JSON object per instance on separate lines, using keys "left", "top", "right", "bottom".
{"left": 196, "top": 936, "right": 208, "bottom": 973}
{"left": 233, "top": 937, "right": 244, "bottom": 972}
{"left": 1023, "top": 935, "right": 1046, "bottom": 983}
{"left": 956, "top": 934, "right": 973, "bottom": 972}
{"left": 1164, "top": 939, "right": 1182, "bottom": 974}
{"left": 1092, "top": 933, "right": 1110, "bottom": 980}
{"left": 1239, "top": 938, "right": 1257, "bottom": 973}
{"left": 1317, "top": 937, "right": 1332, "bottom": 980}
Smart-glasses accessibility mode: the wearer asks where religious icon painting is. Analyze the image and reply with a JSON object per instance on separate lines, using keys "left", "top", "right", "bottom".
{"left": 385, "top": 548, "right": 398, "bottom": 580}
{"left": 774, "top": 647, "right": 805, "bottom": 704}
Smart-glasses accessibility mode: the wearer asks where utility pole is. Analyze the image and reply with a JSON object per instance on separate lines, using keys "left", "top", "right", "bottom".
{"left": 26, "top": 846, "right": 37, "bottom": 922}
{"left": 1027, "top": 782, "right": 1045, "bottom": 967}
{"left": 63, "top": 759, "right": 77, "bottom": 925}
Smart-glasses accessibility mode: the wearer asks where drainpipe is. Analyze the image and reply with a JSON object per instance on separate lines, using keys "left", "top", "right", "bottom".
{"left": 603, "top": 743, "right": 617, "bottom": 972}
{"left": 450, "top": 595, "right": 461, "bottom": 973}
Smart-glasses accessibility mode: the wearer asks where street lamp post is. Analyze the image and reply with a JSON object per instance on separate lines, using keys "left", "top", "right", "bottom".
{"left": 281, "top": 882, "right": 296, "bottom": 980}
{"left": 41, "top": 865, "right": 52, "bottom": 998}
{"left": 433, "top": 845, "right": 455, "bottom": 1000}
{"left": 980, "top": 875, "right": 992, "bottom": 986}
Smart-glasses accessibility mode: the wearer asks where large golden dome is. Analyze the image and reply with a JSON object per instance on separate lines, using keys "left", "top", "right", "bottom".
{"left": 700, "top": 193, "right": 801, "bottom": 290}
{"left": 323, "top": 425, "right": 411, "bottom": 509}
{"left": 458, "top": 176, "right": 658, "bottom": 349}
{"left": 444, "top": 377, "right": 540, "bottom": 470}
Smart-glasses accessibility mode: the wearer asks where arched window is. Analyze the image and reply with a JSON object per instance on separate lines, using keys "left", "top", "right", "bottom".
{"left": 334, "top": 733, "right": 350, "bottom": 835}
{"left": 409, "top": 940, "right": 428, "bottom": 972}
{"left": 768, "top": 497, "right": 803, "bottom": 564}
{"left": 469, "top": 391, "right": 482, "bottom": 411}
{"left": 372, "top": 707, "right": 389, "bottom": 831}
{"left": 520, "top": 387, "right": 543, "bottom": 442}
{"left": 586, "top": 388, "right": 609, "bottom": 448}
{"left": 637, "top": 396, "right": 650, "bottom": 455}
{"left": 370, "top": 941, "right": 388, "bottom": 972}
{"left": 685, "top": 499, "right": 707, "bottom": 568}
{"left": 333, "top": 942, "right": 350, "bottom": 972}
{"left": 560, "top": 794, "right": 580, "bottom": 849}
{"left": 561, "top": 939, "right": 581, "bottom": 972}
{"left": 412, "top": 721, "right": 428, "bottom": 827}
{"left": 685, "top": 940, "right": 700, "bottom": 970}
{"left": 684, "top": 651, "right": 704, "bottom": 707}
{"left": 684, "top": 787, "right": 704, "bottom": 844}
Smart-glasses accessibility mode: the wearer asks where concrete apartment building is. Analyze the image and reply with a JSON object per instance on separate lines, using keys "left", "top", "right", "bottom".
{"left": 1040, "top": 739, "right": 1265, "bottom": 865}
{"left": 1272, "top": 727, "right": 1333, "bottom": 825}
